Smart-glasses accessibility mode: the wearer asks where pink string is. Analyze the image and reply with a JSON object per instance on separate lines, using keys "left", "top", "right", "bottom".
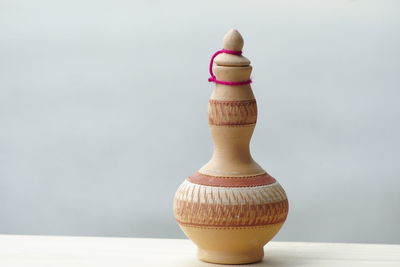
{"left": 208, "top": 49, "right": 252, "bottom": 86}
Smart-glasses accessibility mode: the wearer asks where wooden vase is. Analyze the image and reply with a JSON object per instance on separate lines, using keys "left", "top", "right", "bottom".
{"left": 173, "top": 29, "right": 289, "bottom": 264}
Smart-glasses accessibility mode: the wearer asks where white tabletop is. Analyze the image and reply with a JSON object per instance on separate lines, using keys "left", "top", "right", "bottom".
{"left": 0, "top": 235, "right": 399, "bottom": 267}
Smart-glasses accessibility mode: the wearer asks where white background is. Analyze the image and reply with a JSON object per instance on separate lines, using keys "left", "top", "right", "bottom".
{"left": 0, "top": 0, "right": 399, "bottom": 243}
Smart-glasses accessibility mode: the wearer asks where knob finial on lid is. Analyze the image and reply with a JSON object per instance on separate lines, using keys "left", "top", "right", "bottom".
{"left": 223, "top": 29, "right": 244, "bottom": 51}
{"left": 214, "top": 29, "right": 250, "bottom": 67}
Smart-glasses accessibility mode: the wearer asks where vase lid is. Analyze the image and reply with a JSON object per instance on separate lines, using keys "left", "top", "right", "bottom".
{"left": 214, "top": 29, "right": 251, "bottom": 67}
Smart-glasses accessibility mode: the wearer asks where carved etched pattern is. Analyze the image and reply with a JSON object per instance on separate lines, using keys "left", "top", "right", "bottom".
{"left": 208, "top": 99, "right": 257, "bottom": 126}
{"left": 173, "top": 181, "right": 288, "bottom": 227}
{"left": 187, "top": 172, "right": 276, "bottom": 187}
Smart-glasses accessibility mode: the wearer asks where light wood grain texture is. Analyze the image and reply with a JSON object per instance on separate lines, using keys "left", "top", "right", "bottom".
{"left": 0, "top": 235, "right": 399, "bottom": 267}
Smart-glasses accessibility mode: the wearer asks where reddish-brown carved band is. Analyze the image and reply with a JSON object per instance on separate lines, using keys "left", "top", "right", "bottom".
{"left": 208, "top": 99, "right": 257, "bottom": 126}
{"left": 187, "top": 172, "right": 276, "bottom": 187}
{"left": 174, "top": 199, "right": 288, "bottom": 227}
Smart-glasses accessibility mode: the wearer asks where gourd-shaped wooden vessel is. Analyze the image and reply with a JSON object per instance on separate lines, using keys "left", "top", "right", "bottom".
{"left": 173, "top": 29, "right": 288, "bottom": 264}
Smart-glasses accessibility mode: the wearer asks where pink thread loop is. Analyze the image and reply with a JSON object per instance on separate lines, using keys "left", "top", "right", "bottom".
{"left": 208, "top": 49, "right": 252, "bottom": 86}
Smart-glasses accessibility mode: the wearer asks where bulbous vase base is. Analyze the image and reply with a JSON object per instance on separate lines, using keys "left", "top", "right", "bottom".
{"left": 178, "top": 223, "right": 285, "bottom": 264}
